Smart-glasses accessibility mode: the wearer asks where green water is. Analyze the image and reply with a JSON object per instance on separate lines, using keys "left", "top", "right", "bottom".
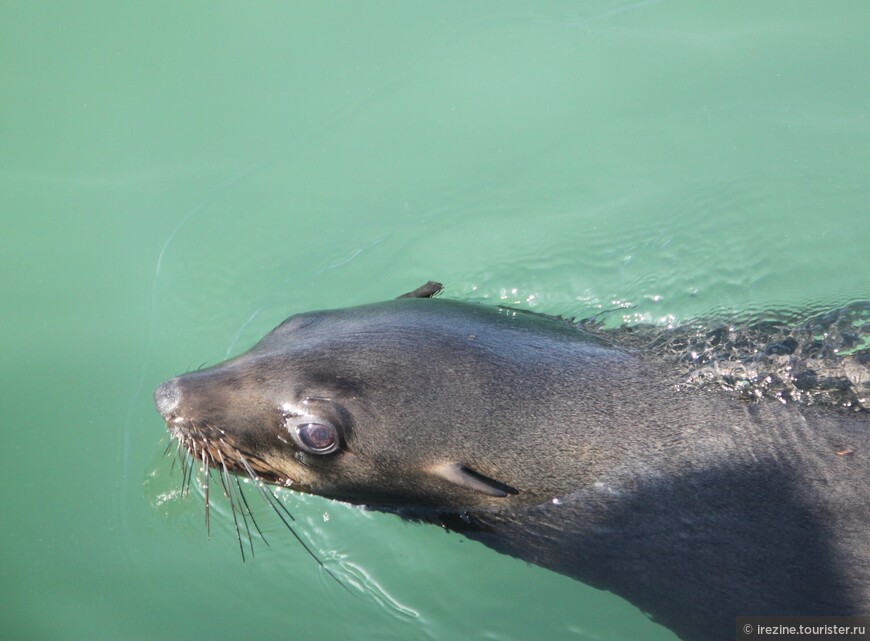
{"left": 2, "top": 2, "right": 867, "bottom": 640}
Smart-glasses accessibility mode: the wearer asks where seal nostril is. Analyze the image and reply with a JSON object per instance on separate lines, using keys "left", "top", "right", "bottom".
{"left": 154, "top": 379, "right": 181, "bottom": 419}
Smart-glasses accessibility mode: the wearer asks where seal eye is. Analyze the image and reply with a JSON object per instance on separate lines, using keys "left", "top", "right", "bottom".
{"left": 295, "top": 422, "right": 339, "bottom": 455}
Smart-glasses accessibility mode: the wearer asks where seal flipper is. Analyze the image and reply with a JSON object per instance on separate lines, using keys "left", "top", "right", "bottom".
{"left": 431, "top": 463, "right": 517, "bottom": 497}
{"left": 397, "top": 281, "right": 443, "bottom": 299}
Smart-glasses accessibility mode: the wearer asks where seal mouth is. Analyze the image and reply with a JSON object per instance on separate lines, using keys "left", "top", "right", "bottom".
{"left": 166, "top": 419, "right": 289, "bottom": 487}
{"left": 160, "top": 417, "right": 350, "bottom": 584}
{"left": 160, "top": 417, "right": 345, "bottom": 584}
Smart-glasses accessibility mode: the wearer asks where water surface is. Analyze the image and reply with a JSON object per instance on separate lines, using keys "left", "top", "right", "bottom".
{"left": 1, "top": 2, "right": 868, "bottom": 640}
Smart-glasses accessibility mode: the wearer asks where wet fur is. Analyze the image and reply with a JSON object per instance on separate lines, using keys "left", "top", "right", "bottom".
{"left": 155, "top": 287, "right": 870, "bottom": 641}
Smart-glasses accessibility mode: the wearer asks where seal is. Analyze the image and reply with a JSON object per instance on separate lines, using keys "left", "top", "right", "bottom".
{"left": 154, "top": 283, "right": 870, "bottom": 641}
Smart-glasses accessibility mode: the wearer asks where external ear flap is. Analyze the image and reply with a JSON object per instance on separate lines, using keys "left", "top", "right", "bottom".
{"left": 431, "top": 463, "right": 517, "bottom": 497}
{"left": 397, "top": 281, "right": 443, "bottom": 299}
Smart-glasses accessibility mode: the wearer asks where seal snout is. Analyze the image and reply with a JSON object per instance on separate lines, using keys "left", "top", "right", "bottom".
{"left": 153, "top": 378, "right": 181, "bottom": 420}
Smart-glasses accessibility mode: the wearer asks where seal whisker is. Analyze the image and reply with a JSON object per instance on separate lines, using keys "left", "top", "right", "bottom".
{"left": 189, "top": 439, "right": 200, "bottom": 497}
{"left": 251, "top": 483, "right": 350, "bottom": 591}
{"left": 168, "top": 440, "right": 181, "bottom": 477}
{"left": 262, "top": 485, "right": 298, "bottom": 524}
{"left": 216, "top": 448, "right": 257, "bottom": 558}
{"left": 235, "top": 475, "right": 268, "bottom": 548}
{"left": 181, "top": 441, "right": 194, "bottom": 497}
{"left": 214, "top": 451, "right": 247, "bottom": 562}
{"left": 201, "top": 447, "right": 211, "bottom": 537}
{"left": 232, "top": 453, "right": 329, "bottom": 565}
{"left": 232, "top": 452, "right": 287, "bottom": 514}
{"left": 229, "top": 475, "right": 257, "bottom": 559}
{"left": 213, "top": 449, "right": 235, "bottom": 499}
{"left": 253, "top": 480, "right": 347, "bottom": 587}
{"left": 175, "top": 438, "right": 185, "bottom": 482}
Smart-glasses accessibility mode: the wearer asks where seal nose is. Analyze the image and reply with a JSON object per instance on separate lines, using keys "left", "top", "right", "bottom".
{"left": 154, "top": 378, "right": 181, "bottom": 420}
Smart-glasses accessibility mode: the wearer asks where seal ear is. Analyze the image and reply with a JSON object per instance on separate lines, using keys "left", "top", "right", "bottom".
{"left": 397, "top": 281, "right": 443, "bottom": 299}
{"left": 431, "top": 463, "right": 517, "bottom": 498}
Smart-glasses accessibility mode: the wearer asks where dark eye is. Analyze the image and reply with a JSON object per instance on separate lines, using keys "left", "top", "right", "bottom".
{"left": 294, "top": 422, "right": 339, "bottom": 454}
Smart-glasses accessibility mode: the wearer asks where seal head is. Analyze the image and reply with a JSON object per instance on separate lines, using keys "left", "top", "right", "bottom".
{"left": 154, "top": 282, "right": 628, "bottom": 517}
